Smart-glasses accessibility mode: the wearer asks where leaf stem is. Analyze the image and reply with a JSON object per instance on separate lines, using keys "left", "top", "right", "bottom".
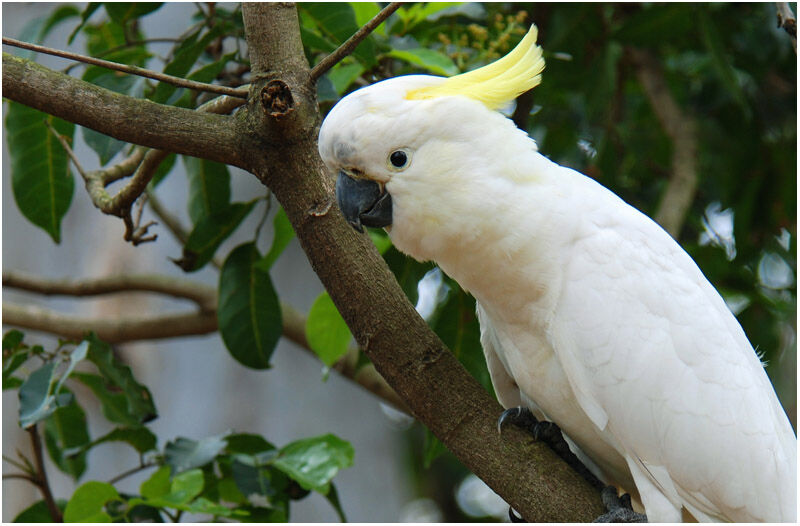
{"left": 2, "top": 37, "right": 249, "bottom": 99}
{"left": 106, "top": 461, "right": 156, "bottom": 485}
{"left": 28, "top": 425, "right": 63, "bottom": 522}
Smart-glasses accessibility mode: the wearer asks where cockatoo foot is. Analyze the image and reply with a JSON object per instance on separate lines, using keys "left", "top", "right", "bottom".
{"left": 592, "top": 486, "right": 647, "bottom": 523}
{"left": 497, "top": 406, "right": 603, "bottom": 490}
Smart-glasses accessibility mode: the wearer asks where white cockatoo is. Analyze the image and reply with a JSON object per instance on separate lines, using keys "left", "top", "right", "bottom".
{"left": 318, "top": 25, "right": 796, "bottom": 522}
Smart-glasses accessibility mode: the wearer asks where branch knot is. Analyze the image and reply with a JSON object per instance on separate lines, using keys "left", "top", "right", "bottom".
{"left": 261, "top": 80, "right": 295, "bottom": 118}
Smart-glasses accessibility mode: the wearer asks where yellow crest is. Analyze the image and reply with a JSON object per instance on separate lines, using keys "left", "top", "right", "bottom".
{"left": 406, "top": 25, "right": 545, "bottom": 110}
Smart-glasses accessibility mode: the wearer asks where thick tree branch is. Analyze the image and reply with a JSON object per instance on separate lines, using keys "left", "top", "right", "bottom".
{"left": 3, "top": 303, "right": 218, "bottom": 343}
{"left": 309, "top": 2, "right": 403, "bottom": 81}
{"left": 3, "top": 271, "right": 217, "bottom": 312}
{"left": 239, "top": 3, "right": 603, "bottom": 521}
{"left": 629, "top": 48, "right": 699, "bottom": 239}
{"left": 3, "top": 53, "right": 250, "bottom": 169}
{"left": 3, "top": 37, "right": 249, "bottom": 98}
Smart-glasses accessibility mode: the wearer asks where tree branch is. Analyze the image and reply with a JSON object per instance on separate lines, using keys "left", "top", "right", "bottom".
{"left": 2, "top": 270, "right": 406, "bottom": 410}
{"left": 239, "top": 3, "right": 603, "bottom": 521}
{"left": 3, "top": 302, "right": 218, "bottom": 343}
{"left": 3, "top": 271, "right": 217, "bottom": 312}
{"left": 309, "top": 2, "right": 403, "bottom": 81}
{"left": 3, "top": 53, "right": 250, "bottom": 169}
{"left": 3, "top": 37, "right": 249, "bottom": 98}
{"left": 629, "top": 48, "right": 699, "bottom": 239}
{"left": 776, "top": 2, "right": 797, "bottom": 52}
{"left": 27, "top": 426, "right": 62, "bottom": 522}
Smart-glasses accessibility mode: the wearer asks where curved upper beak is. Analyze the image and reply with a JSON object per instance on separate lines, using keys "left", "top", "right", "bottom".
{"left": 335, "top": 171, "right": 393, "bottom": 232}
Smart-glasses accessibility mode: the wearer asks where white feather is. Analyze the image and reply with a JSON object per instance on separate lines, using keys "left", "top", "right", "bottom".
{"left": 318, "top": 74, "right": 797, "bottom": 523}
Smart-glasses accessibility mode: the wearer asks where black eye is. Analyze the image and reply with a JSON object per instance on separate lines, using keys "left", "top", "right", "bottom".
{"left": 390, "top": 150, "right": 408, "bottom": 168}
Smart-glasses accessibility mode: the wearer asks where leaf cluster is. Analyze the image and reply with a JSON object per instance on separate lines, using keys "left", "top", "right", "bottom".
{"left": 4, "top": 330, "right": 354, "bottom": 522}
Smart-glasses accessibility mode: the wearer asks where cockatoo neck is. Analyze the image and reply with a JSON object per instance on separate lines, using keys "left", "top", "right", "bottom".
{"left": 386, "top": 126, "right": 563, "bottom": 312}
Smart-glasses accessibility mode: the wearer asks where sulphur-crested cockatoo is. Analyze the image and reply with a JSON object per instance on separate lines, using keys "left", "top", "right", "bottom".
{"left": 318, "top": 25, "right": 796, "bottom": 522}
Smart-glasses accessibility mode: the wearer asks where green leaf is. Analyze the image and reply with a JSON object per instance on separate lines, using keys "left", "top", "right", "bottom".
{"left": 328, "top": 62, "right": 365, "bottom": 95}
{"left": 230, "top": 460, "right": 276, "bottom": 498}
{"left": 177, "top": 201, "right": 256, "bottom": 272}
{"left": 44, "top": 395, "right": 90, "bottom": 479}
{"left": 150, "top": 25, "right": 225, "bottom": 104}
{"left": 104, "top": 3, "right": 163, "bottom": 25}
{"left": 13, "top": 499, "right": 68, "bottom": 522}
{"left": 388, "top": 49, "right": 459, "bottom": 76}
{"left": 83, "top": 18, "right": 128, "bottom": 56}
{"left": 368, "top": 229, "right": 392, "bottom": 254}
{"left": 225, "top": 433, "right": 276, "bottom": 455}
{"left": 272, "top": 434, "right": 354, "bottom": 494}
{"left": 305, "top": 292, "right": 352, "bottom": 367}
{"left": 77, "top": 426, "right": 158, "bottom": 455}
{"left": 3, "top": 331, "right": 30, "bottom": 388}
{"left": 301, "top": 3, "right": 377, "bottom": 67}
{"left": 179, "top": 497, "right": 245, "bottom": 517}
{"left": 18, "top": 362, "right": 61, "bottom": 428}
{"left": 5, "top": 101, "right": 75, "bottom": 243}
{"left": 16, "top": 4, "right": 80, "bottom": 58}
{"left": 3, "top": 329, "right": 25, "bottom": 350}
{"left": 68, "top": 3, "right": 102, "bottom": 44}
{"left": 218, "top": 243, "right": 283, "bottom": 369}
{"left": 63, "top": 480, "right": 120, "bottom": 522}
{"left": 174, "top": 52, "right": 238, "bottom": 108}
{"left": 256, "top": 207, "right": 295, "bottom": 272}
{"left": 236, "top": 505, "right": 287, "bottom": 522}
{"left": 140, "top": 465, "right": 171, "bottom": 499}
{"left": 433, "top": 287, "right": 492, "bottom": 393}
{"left": 183, "top": 157, "right": 231, "bottom": 224}
{"left": 612, "top": 4, "right": 696, "bottom": 46}
{"left": 156, "top": 468, "right": 204, "bottom": 506}
{"left": 148, "top": 153, "right": 176, "bottom": 188}
{"left": 350, "top": 2, "right": 382, "bottom": 33}
{"left": 4, "top": 377, "right": 23, "bottom": 390}
{"left": 73, "top": 373, "right": 140, "bottom": 426}
{"left": 699, "top": 8, "right": 751, "bottom": 119}
{"left": 84, "top": 334, "right": 157, "bottom": 423}
{"left": 165, "top": 434, "right": 227, "bottom": 473}
{"left": 422, "top": 427, "right": 448, "bottom": 468}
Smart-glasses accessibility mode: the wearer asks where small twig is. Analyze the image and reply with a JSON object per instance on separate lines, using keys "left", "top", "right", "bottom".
{"left": 146, "top": 190, "right": 191, "bottom": 244}
{"left": 309, "top": 2, "right": 403, "bottom": 81}
{"left": 4, "top": 472, "right": 40, "bottom": 485}
{"left": 776, "top": 2, "right": 797, "bottom": 52}
{"left": 2, "top": 37, "right": 249, "bottom": 99}
{"left": 43, "top": 119, "right": 88, "bottom": 179}
{"left": 64, "top": 38, "right": 181, "bottom": 74}
{"left": 3, "top": 454, "right": 35, "bottom": 474}
{"left": 107, "top": 462, "right": 157, "bottom": 485}
{"left": 28, "top": 426, "right": 63, "bottom": 522}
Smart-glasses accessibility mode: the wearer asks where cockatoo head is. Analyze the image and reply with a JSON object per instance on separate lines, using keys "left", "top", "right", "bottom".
{"left": 318, "top": 26, "right": 545, "bottom": 257}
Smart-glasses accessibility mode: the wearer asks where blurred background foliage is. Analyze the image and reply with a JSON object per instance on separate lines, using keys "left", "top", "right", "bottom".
{"left": 3, "top": 2, "right": 796, "bottom": 522}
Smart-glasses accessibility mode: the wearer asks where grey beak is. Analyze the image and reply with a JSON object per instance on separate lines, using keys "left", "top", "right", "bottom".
{"left": 335, "top": 171, "right": 393, "bottom": 233}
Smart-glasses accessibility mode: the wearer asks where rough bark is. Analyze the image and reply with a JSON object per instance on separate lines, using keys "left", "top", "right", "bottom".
{"left": 2, "top": 53, "right": 250, "bottom": 169}
{"left": 2, "top": 4, "right": 606, "bottom": 520}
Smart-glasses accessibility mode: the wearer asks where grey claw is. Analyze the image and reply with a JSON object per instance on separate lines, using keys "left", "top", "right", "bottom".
{"left": 497, "top": 406, "right": 527, "bottom": 433}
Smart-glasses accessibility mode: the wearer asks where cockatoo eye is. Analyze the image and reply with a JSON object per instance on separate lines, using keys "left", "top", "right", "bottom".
{"left": 389, "top": 150, "right": 409, "bottom": 169}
